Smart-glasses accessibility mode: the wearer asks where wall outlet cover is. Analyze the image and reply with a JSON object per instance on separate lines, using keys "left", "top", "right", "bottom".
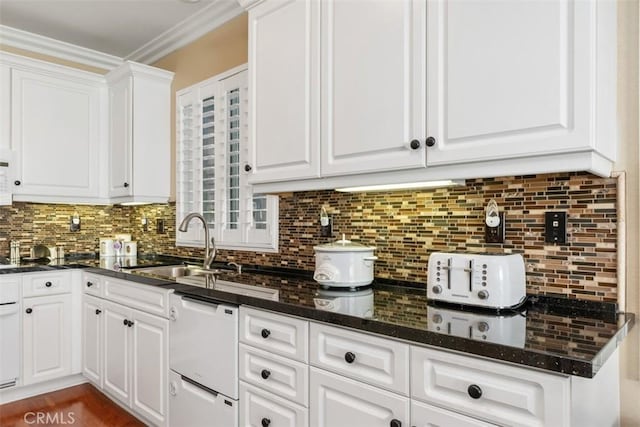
{"left": 69, "top": 216, "right": 81, "bottom": 232}
{"left": 156, "top": 219, "right": 165, "bottom": 234}
{"left": 485, "top": 212, "right": 505, "bottom": 243}
{"left": 545, "top": 211, "right": 567, "bottom": 244}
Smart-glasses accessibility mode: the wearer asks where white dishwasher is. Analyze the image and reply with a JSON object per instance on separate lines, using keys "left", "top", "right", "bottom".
{"left": 168, "top": 294, "right": 238, "bottom": 427}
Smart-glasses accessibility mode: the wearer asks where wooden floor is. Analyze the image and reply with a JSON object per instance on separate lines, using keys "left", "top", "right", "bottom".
{"left": 0, "top": 384, "right": 145, "bottom": 427}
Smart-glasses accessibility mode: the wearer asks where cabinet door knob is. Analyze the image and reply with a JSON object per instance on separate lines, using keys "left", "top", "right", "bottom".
{"left": 344, "top": 352, "right": 356, "bottom": 364}
{"left": 45, "top": 281, "right": 52, "bottom": 287}
{"left": 390, "top": 419, "right": 402, "bottom": 427}
{"left": 25, "top": 308, "right": 32, "bottom": 314}
{"left": 123, "top": 182, "right": 129, "bottom": 188}
{"left": 261, "top": 328, "right": 270, "bottom": 338}
{"left": 467, "top": 384, "right": 483, "bottom": 399}
{"left": 123, "top": 319, "right": 129, "bottom": 326}
{"left": 244, "top": 164, "right": 252, "bottom": 172}
{"left": 425, "top": 136, "right": 436, "bottom": 147}
{"left": 95, "top": 309, "right": 102, "bottom": 315}
{"left": 261, "top": 418, "right": 271, "bottom": 427}
{"left": 127, "top": 320, "right": 134, "bottom": 327}
{"left": 409, "top": 139, "right": 421, "bottom": 150}
{"left": 261, "top": 369, "right": 271, "bottom": 379}
{"left": 87, "top": 281, "right": 94, "bottom": 287}
{"left": 14, "top": 180, "right": 21, "bottom": 186}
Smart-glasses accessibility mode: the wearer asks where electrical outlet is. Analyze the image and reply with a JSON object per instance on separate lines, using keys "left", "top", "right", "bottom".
{"left": 485, "top": 212, "right": 505, "bottom": 243}
{"left": 69, "top": 215, "right": 81, "bottom": 232}
{"left": 545, "top": 211, "right": 567, "bottom": 244}
{"left": 320, "top": 217, "right": 333, "bottom": 237}
{"left": 156, "top": 219, "right": 165, "bottom": 234}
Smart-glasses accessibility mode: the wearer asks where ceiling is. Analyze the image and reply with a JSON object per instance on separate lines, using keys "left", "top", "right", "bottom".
{"left": 0, "top": 0, "right": 241, "bottom": 61}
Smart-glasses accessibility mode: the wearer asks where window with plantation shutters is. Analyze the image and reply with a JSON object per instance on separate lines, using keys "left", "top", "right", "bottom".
{"left": 176, "top": 65, "right": 278, "bottom": 252}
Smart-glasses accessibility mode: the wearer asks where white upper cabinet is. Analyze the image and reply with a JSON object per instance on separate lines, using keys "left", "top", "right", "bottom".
{"left": 244, "top": 0, "right": 617, "bottom": 192}
{"left": 320, "top": 0, "right": 426, "bottom": 177}
{"left": 106, "top": 62, "right": 174, "bottom": 203}
{"left": 425, "top": 0, "right": 616, "bottom": 172}
{"left": 0, "top": 52, "right": 173, "bottom": 204}
{"left": 9, "top": 64, "right": 102, "bottom": 200}
{"left": 247, "top": 0, "right": 321, "bottom": 183}
{"left": 0, "top": 63, "right": 10, "bottom": 151}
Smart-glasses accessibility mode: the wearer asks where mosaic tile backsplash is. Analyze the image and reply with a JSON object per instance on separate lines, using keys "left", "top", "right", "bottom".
{"left": 0, "top": 172, "right": 618, "bottom": 302}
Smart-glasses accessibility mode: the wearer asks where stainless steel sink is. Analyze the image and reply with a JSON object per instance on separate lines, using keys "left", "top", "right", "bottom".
{"left": 130, "top": 264, "right": 222, "bottom": 279}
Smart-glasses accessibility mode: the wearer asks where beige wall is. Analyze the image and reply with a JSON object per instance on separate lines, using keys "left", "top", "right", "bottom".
{"left": 152, "top": 13, "right": 249, "bottom": 200}
{"left": 616, "top": 1, "right": 640, "bottom": 425}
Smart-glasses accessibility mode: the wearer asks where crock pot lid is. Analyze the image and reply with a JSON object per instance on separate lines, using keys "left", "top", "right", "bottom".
{"left": 314, "top": 234, "right": 376, "bottom": 251}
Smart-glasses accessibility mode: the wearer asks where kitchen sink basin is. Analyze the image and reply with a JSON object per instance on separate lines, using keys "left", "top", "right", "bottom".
{"left": 130, "top": 264, "right": 222, "bottom": 279}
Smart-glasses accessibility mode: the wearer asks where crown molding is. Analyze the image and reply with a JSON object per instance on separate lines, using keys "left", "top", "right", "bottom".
{"left": 125, "top": 0, "right": 244, "bottom": 65}
{"left": 0, "top": 25, "right": 123, "bottom": 71}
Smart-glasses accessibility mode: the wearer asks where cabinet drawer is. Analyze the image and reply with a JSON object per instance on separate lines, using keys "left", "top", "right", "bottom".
{"left": 83, "top": 273, "right": 103, "bottom": 297}
{"left": 169, "top": 369, "right": 238, "bottom": 427}
{"left": 310, "top": 322, "right": 409, "bottom": 396}
{"left": 240, "top": 381, "right": 308, "bottom": 427}
{"left": 103, "top": 278, "right": 170, "bottom": 317}
{"left": 240, "top": 307, "right": 308, "bottom": 363}
{"left": 411, "top": 346, "right": 570, "bottom": 427}
{"left": 22, "top": 272, "right": 70, "bottom": 297}
{"left": 411, "top": 399, "right": 493, "bottom": 427}
{"left": 310, "top": 367, "right": 409, "bottom": 427}
{"left": 240, "top": 343, "right": 308, "bottom": 407}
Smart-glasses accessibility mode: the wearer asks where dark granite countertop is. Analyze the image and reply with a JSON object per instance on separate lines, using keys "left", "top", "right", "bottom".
{"left": 2, "top": 254, "right": 633, "bottom": 378}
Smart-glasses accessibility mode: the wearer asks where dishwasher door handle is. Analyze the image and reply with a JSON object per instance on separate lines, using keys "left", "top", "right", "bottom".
{"left": 181, "top": 295, "right": 219, "bottom": 309}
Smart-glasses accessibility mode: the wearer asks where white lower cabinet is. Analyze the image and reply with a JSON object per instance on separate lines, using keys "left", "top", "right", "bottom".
{"left": 240, "top": 381, "right": 307, "bottom": 427}
{"left": 103, "top": 299, "right": 131, "bottom": 404}
{"left": 82, "top": 295, "right": 103, "bottom": 387}
{"left": 309, "top": 367, "right": 409, "bottom": 427}
{"left": 170, "top": 370, "right": 238, "bottom": 427}
{"left": 102, "top": 299, "right": 169, "bottom": 426}
{"left": 85, "top": 273, "right": 170, "bottom": 427}
{"left": 22, "top": 293, "right": 72, "bottom": 385}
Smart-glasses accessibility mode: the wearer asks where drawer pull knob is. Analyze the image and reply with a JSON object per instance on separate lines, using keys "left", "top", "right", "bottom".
{"left": 409, "top": 139, "right": 421, "bottom": 150}
{"left": 261, "top": 369, "right": 271, "bottom": 380}
{"left": 127, "top": 320, "right": 134, "bottom": 327}
{"left": 25, "top": 308, "right": 32, "bottom": 314}
{"left": 95, "top": 309, "right": 102, "bottom": 315}
{"left": 45, "top": 281, "right": 52, "bottom": 287}
{"left": 87, "top": 281, "right": 94, "bottom": 287}
{"left": 426, "top": 136, "right": 436, "bottom": 147}
{"left": 344, "top": 352, "right": 356, "bottom": 364}
{"left": 390, "top": 419, "right": 402, "bottom": 427}
{"left": 261, "top": 418, "right": 271, "bottom": 427}
{"left": 261, "top": 328, "right": 271, "bottom": 338}
{"left": 124, "top": 319, "right": 129, "bottom": 326}
{"left": 467, "top": 384, "right": 483, "bottom": 399}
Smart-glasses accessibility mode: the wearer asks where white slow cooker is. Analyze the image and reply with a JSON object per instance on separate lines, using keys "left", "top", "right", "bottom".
{"left": 313, "top": 235, "right": 378, "bottom": 287}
